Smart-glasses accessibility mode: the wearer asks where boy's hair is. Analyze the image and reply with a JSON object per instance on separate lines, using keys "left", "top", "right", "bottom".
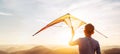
{"left": 84, "top": 23, "right": 94, "bottom": 35}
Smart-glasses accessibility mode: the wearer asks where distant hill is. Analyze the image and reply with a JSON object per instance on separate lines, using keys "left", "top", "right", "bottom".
{"left": 103, "top": 48, "right": 120, "bottom": 54}
{"left": 0, "top": 45, "right": 120, "bottom": 54}
{"left": 0, "top": 50, "right": 8, "bottom": 54}
{"left": 10, "top": 46, "right": 54, "bottom": 54}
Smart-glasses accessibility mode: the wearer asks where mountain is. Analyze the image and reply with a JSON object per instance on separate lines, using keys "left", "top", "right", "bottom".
{"left": 10, "top": 46, "right": 54, "bottom": 54}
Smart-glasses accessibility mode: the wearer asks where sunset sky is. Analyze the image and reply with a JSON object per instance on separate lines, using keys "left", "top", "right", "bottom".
{"left": 0, "top": 0, "right": 120, "bottom": 46}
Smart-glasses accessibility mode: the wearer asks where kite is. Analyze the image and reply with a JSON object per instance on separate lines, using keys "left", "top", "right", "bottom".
{"left": 33, "top": 13, "right": 86, "bottom": 36}
{"left": 33, "top": 13, "right": 107, "bottom": 40}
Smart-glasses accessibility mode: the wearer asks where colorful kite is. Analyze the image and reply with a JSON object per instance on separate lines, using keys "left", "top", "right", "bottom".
{"left": 33, "top": 13, "right": 86, "bottom": 37}
{"left": 33, "top": 13, "right": 107, "bottom": 39}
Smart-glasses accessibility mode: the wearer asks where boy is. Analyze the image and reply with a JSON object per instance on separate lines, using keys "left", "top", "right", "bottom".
{"left": 69, "top": 24, "right": 101, "bottom": 54}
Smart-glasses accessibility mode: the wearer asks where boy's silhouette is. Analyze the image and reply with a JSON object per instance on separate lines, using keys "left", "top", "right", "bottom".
{"left": 69, "top": 23, "right": 101, "bottom": 54}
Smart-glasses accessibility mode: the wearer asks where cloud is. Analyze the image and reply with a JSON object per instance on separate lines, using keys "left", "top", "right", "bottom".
{"left": 0, "top": 12, "right": 12, "bottom": 16}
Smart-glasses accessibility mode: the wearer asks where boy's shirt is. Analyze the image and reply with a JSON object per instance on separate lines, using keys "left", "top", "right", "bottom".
{"left": 74, "top": 37, "right": 101, "bottom": 54}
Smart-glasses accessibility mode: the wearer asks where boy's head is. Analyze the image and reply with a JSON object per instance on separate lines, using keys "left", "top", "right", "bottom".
{"left": 84, "top": 23, "right": 94, "bottom": 37}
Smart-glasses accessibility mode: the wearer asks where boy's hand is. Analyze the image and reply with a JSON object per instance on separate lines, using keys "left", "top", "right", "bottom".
{"left": 69, "top": 41, "right": 74, "bottom": 46}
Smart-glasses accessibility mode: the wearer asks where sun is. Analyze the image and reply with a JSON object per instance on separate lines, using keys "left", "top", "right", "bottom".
{"left": 49, "top": 26, "right": 85, "bottom": 46}
{"left": 53, "top": 27, "right": 72, "bottom": 46}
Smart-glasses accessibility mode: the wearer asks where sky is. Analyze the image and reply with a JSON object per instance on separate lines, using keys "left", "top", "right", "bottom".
{"left": 0, "top": 0, "right": 120, "bottom": 46}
